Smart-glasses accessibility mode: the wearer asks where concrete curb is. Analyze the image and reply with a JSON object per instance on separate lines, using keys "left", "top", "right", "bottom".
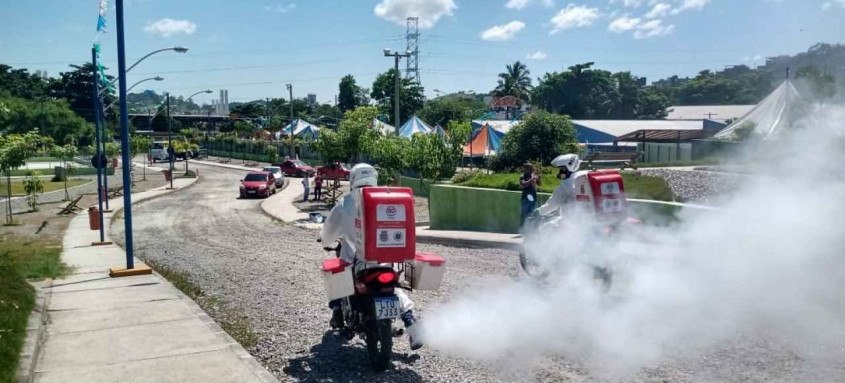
{"left": 16, "top": 279, "right": 51, "bottom": 383}
{"left": 415, "top": 233, "right": 521, "bottom": 250}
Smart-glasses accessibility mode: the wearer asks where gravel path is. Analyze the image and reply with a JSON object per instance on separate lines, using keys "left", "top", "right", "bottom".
{"left": 111, "top": 163, "right": 841, "bottom": 382}
{"left": 638, "top": 169, "right": 744, "bottom": 202}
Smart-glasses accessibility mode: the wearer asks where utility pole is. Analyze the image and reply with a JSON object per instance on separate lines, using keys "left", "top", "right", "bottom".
{"left": 384, "top": 49, "right": 411, "bottom": 132}
{"left": 91, "top": 46, "right": 106, "bottom": 243}
{"left": 286, "top": 84, "right": 293, "bottom": 157}
{"left": 166, "top": 92, "right": 173, "bottom": 189}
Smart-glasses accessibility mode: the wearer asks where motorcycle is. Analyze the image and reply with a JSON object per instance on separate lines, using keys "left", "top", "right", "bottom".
{"left": 519, "top": 211, "right": 635, "bottom": 291}
{"left": 321, "top": 240, "right": 407, "bottom": 371}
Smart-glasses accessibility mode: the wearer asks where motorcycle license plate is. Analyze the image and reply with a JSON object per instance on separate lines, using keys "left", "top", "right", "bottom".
{"left": 374, "top": 296, "right": 400, "bottom": 320}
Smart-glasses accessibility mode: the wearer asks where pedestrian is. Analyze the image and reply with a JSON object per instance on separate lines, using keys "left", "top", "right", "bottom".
{"left": 302, "top": 172, "right": 311, "bottom": 202}
{"left": 519, "top": 162, "right": 539, "bottom": 228}
{"left": 314, "top": 174, "right": 323, "bottom": 201}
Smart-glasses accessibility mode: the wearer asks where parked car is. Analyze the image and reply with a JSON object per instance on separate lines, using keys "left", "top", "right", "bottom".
{"left": 262, "top": 166, "right": 285, "bottom": 187}
{"left": 274, "top": 159, "right": 316, "bottom": 177}
{"left": 317, "top": 162, "right": 351, "bottom": 181}
{"left": 239, "top": 171, "right": 277, "bottom": 198}
{"left": 149, "top": 140, "right": 197, "bottom": 163}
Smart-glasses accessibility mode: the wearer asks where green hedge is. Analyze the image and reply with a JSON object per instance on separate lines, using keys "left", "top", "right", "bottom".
{"left": 457, "top": 172, "right": 676, "bottom": 201}
{"left": 398, "top": 176, "right": 435, "bottom": 197}
{"left": 429, "top": 183, "right": 686, "bottom": 233}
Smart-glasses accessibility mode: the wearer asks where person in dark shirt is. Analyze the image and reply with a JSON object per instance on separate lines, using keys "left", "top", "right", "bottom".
{"left": 519, "top": 162, "right": 539, "bottom": 228}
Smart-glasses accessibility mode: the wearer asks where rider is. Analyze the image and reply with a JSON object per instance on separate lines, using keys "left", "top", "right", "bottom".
{"left": 537, "top": 153, "right": 582, "bottom": 216}
{"left": 320, "top": 163, "right": 424, "bottom": 350}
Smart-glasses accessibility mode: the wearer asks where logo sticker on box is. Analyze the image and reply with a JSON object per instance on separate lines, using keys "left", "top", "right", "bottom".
{"left": 377, "top": 204, "right": 406, "bottom": 221}
{"left": 376, "top": 228, "right": 406, "bottom": 248}
{"left": 600, "top": 182, "right": 621, "bottom": 195}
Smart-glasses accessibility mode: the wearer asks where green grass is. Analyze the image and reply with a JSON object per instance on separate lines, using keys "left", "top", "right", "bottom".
{"left": 457, "top": 171, "right": 676, "bottom": 201}
{"left": 8, "top": 167, "right": 114, "bottom": 177}
{"left": 0, "top": 237, "right": 66, "bottom": 383}
{"left": 0, "top": 179, "right": 88, "bottom": 196}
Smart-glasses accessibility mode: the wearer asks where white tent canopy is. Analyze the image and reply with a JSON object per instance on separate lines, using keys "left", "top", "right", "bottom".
{"left": 275, "top": 118, "right": 321, "bottom": 140}
{"left": 714, "top": 80, "right": 802, "bottom": 140}
{"left": 372, "top": 118, "right": 396, "bottom": 135}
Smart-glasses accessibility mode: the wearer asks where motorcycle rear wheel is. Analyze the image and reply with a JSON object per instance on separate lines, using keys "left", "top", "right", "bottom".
{"left": 365, "top": 319, "right": 393, "bottom": 371}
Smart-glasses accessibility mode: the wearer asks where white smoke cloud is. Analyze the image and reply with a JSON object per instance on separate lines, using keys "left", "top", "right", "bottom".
{"left": 422, "top": 104, "right": 845, "bottom": 379}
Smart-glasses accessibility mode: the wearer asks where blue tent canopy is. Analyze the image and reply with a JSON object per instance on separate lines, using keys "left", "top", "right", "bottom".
{"left": 433, "top": 124, "right": 446, "bottom": 136}
{"left": 398, "top": 116, "right": 433, "bottom": 138}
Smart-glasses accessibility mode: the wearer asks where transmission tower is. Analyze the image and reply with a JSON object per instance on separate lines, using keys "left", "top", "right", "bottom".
{"left": 405, "top": 17, "right": 420, "bottom": 84}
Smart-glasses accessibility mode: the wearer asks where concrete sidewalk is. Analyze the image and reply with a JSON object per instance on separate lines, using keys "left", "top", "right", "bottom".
{"left": 25, "top": 171, "right": 278, "bottom": 383}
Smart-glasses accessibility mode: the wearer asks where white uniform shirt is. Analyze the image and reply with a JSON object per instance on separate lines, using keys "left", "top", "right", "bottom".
{"left": 320, "top": 192, "right": 360, "bottom": 264}
{"left": 538, "top": 177, "right": 576, "bottom": 216}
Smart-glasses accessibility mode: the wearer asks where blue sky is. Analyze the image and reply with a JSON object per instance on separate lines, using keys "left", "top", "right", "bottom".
{"left": 1, "top": 0, "right": 843, "bottom": 106}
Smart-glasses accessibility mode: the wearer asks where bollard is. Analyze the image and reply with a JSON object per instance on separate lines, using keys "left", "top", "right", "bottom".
{"left": 88, "top": 206, "right": 101, "bottom": 230}
{"left": 164, "top": 170, "right": 172, "bottom": 182}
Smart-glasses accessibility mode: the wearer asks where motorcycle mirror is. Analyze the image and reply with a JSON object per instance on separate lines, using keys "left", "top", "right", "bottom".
{"left": 316, "top": 238, "right": 322, "bottom": 243}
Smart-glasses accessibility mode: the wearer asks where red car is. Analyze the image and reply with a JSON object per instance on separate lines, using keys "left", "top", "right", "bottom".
{"left": 239, "top": 171, "right": 277, "bottom": 198}
{"left": 317, "top": 162, "right": 351, "bottom": 181}
{"left": 274, "top": 159, "right": 316, "bottom": 177}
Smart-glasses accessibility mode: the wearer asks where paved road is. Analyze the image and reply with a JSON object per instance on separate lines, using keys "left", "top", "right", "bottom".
{"left": 112, "top": 162, "right": 844, "bottom": 383}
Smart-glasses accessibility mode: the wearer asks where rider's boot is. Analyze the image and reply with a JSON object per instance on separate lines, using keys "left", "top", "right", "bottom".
{"left": 401, "top": 310, "right": 423, "bottom": 351}
{"left": 329, "top": 300, "right": 344, "bottom": 329}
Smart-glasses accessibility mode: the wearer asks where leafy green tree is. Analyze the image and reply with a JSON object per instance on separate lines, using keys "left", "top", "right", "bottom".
{"left": 0, "top": 64, "right": 50, "bottom": 99}
{"left": 417, "top": 97, "right": 486, "bottom": 127}
{"left": 0, "top": 96, "right": 94, "bottom": 145}
{"left": 405, "top": 126, "right": 466, "bottom": 199}
{"left": 23, "top": 170, "right": 44, "bottom": 212}
{"left": 371, "top": 69, "right": 425, "bottom": 126}
{"left": 265, "top": 143, "right": 280, "bottom": 164}
{"left": 313, "top": 106, "right": 380, "bottom": 163}
{"left": 130, "top": 135, "right": 152, "bottom": 180}
{"left": 49, "top": 63, "right": 117, "bottom": 122}
{"left": 492, "top": 111, "right": 579, "bottom": 170}
{"left": 338, "top": 75, "right": 369, "bottom": 112}
{"left": 233, "top": 121, "right": 254, "bottom": 139}
{"left": 494, "top": 61, "right": 532, "bottom": 103}
{"left": 365, "top": 136, "right": 409, "bottom": 185}
{"left": 0, "top": 133, "right": 39, "bottom": 223}
{"left": 50, "top": 144, "right": 78, "bottom": 200}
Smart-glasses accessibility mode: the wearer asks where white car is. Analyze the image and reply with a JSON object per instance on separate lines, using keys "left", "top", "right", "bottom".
{"left": 262, "top": 166, "right": 285, "bottom": 188}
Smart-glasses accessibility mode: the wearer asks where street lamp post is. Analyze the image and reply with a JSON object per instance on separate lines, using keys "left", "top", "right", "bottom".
{"left": 103, "top": 46, "right": 187, "bottom": 90}
{"left": 114, "top": 0, "right": 137, "bottom": 270}
{"left": 165, "top": 92, "right": 174, "bottom": 190}
{"left": 286, "top": 84, "right": 293, "bottom": 157}
{"left": 384, "top": 49, "right": 411, "bottom": 134}
{"left": 104, "top": 76, "right": 164, "bottom": 112}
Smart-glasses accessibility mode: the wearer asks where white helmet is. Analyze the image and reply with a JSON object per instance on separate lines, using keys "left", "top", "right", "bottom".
{"left": 350, "top": 163, "right": 378, "bottom": 188}
{"left": 551, "top": 154, "right": 581, "bottom": 173}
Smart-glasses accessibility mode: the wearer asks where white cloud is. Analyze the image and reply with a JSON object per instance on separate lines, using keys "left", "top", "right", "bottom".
{"left": 633, "top": 18, "right": 674, "bottom": 39}
{"left": 671, "top": 0, "right": 711, "bottom": 14}
{"left": 505, "top": 0, "right": 531, "bottom": 9}
{"left": 481, "top": 21, "right": 526, "bottom": 41}
{"left": 610, "top": 0, "right": 644, "bottom": 7}
{"left": 265, "top": 3, "right": 296, "bottom": 12}
{"left": 742, "top": 54, "right": 765, "bottom": 62}
{"left": 822, "top": 0, "right": 845, "bottom": 9}
{"left": 608, "top": 16, "right": 641, "bottom": 32}
{"left": 549, "top": 4, "right": 601, "bottom": 34}
{"left": 526, "top": 51, "right": 548, "bottom": 60}
{"left": 143, "top": 18, "right": 197, "bottom": 37}
{"left": 645, "top": 2, "right": 672, "bottom": 18}
{"left": 506, "top": 0, "right": 554, "bottom": 9}
{"left": 374, "top": 0, "right": 457, "bottom": 29}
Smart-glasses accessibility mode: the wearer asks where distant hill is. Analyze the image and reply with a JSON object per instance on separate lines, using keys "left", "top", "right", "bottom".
{"left": 653, "top": 43, "right": 844, "bottom": 106}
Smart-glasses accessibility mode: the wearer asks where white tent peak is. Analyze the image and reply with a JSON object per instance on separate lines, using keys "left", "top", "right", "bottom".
{"left": 714, "top": 80, "right": 802, "bottom": 140}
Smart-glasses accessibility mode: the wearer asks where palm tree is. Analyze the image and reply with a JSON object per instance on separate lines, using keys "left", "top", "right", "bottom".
{"left": 494, "top": 61, "right": 532, "bottom": 103}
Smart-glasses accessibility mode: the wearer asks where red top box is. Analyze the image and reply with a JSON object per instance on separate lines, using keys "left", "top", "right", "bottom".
{"left": 360, "top": 187, "right": 417, "bottom": 263}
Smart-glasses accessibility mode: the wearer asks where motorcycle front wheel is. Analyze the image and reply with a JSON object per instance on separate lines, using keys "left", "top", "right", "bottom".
{"left": 365, "top": 319, "right": 393, "bottom": 371}
{"left": 519, "top": 250, "right": 549, "bottom": 278}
